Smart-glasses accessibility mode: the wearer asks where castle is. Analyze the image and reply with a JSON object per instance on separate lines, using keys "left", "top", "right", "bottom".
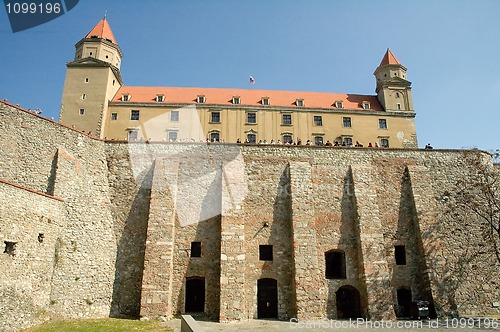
{"left": 1, "top": 18, "right": 499, "bottom": 332}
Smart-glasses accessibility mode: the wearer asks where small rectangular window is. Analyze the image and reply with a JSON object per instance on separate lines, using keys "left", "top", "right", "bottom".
{"left": 283, "top": 135, "right": 293, "bottom": 144}
{"left": 363, "top": 102, "right": 370, "bottom": 110}
{"left": 380, "top": 138, "right": 390, "bottom": 148}
{"left": 122, "top": 94, "right": 130, "bottom": 101}
{"left": 335, "top": 101, "right": 343, "bottom": 108}
{"left": 247, "top": 133, "right": 256, "bottom": 143}
{"left": 395, "top": 245, "right": 406, "bottom": 265}
{"left": 111, "top": 113, "right": 117, "bottom": 120}
{"left": 314, "top": 136, "right": 324, "bottom": 146}
{"left": 79, "top": 108, "right": 85, "bottom": 115}
{"left": 343, "top": 137, "right": 352, "bottom": 146}
{"left": 168, "top": 131, "right": 178, "bottom": 142}
{"left": 232, "top": 96, "right": 241, "bottom": 104}
{"left": 247, "top": 112, "right": 256, "bottom": 124}
{"left": 191, "top": 242, "right": 201, "bottom": 257}
{"left": 282, "top": 114, "right": 292, "bottom": 125}
{"left": 397, "top": 103, "right": 402, "bottom": 110}
{"left": 170, "top": 110, "right": 179, "bottom": 122}
{"left": 259, "top": 245, "right": 273, "bottom": 261}
{"left": 211, "top": 112, "right": 220, "bottom": 123}
{"left": 156, "top": 95, "right": 165, "bottom": 102}
{"left": 379, "top": 119, "right": 387, "bottom": 129}
{"left": 261, "top": 97, "right": 269, "bottom": 105}
{"left": 85, "top": 77, "right": 89, "bottom": 83}
{"left": 210, "top": 132, "right": 220, "bottom": 142}
{"left": 296, "top": 99, "right": 304, "bottom": 107}
{"left": 197, "top": 95, "right": 206, "bottom": 103}
{"left": 4, "top": 241, "right": 17, "bottom": 256}
{"left": 128, "top": 130, "right": 138, "bottom": 141}
{"left": 131, "top": 110, "right": 140, "bottom": 120}
{"left": 314, "top": 116, "right": 323, "bottom": 126}
{"left": 343, "top": 117, "right": 351, "bottom": 128}
{"left": 325, "top": 250, "right": 346, "bottom": 279}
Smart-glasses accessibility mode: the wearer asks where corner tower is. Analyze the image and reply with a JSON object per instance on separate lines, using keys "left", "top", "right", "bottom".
{"left": 60, "top": 17, "right": 123, "bottom": 137}
{"left": 374, "top": 49, "right": 414, "bottom": 113}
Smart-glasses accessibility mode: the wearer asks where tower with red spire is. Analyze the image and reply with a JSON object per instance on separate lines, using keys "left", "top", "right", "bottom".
{"left": 59, "top": 17, "right": 123, "bottom": 137}
{"left": 373, "top": 49, "right": 414, "bottom": 114}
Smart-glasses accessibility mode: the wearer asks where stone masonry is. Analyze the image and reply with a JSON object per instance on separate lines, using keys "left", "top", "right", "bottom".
{"left": 1, "top": 101, "right": 499, "bottom": 331}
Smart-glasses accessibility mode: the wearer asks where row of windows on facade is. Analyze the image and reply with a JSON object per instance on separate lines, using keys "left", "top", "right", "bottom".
{"left": 188, "top": 242, "right": 407, "bottom": 279}
{"left": 127, "top": 129, "right": 391, "bottom": 148}
{"left": 119, "top": 93, "right": 378, "bottom": 109}
{"left": 101, "top": 109, "right": 388, "bottom": 130}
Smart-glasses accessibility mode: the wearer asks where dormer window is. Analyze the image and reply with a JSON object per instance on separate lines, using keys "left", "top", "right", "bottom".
{"left": 335, "top": 101, "right": 343, "bottom": 108}
{"left": 232, "top": 96, "right": 241, "bottom": 104}
{"left": 122, "top": 94, "right": 130, "bottom": 102}
{"left": 156, "top": 94, "right": 165, "bottom": 102}
{"left": 296, "top": 99, "right": 304, "bottom": 107}
{"left": 261, "top": 97, "right": 270, "bottom": 105}
{"left": 197, "top": 95, "right": 206, "bottom": 103}
{"left": 362, "top": 101, "right": 370, "bottom": 110}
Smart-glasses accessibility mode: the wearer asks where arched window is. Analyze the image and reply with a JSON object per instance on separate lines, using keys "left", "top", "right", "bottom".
{"left": 325, "top": 250, "right": 346, "bottom": 279}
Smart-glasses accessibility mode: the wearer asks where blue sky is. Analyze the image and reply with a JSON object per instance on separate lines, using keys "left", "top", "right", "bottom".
{"left": 1, "top": 0, "right": 499, "bottom": 151}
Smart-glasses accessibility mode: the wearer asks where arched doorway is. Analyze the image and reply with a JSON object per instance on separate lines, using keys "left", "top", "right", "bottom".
{"left": 185, "top": 277, "right": 205, "bottom": 313}
{"left": 396, "top": 287, "right": 412, "bottom": 318}
{"left": 336, "top": 285, "right": 361, "bottom": 319}
{"left": 257, "top": 278, "right": 278, "bottom": 319}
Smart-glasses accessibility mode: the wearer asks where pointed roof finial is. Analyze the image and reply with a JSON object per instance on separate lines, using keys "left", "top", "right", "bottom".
{"left": 104, "top": 10, "right": 107, "bottom": 20}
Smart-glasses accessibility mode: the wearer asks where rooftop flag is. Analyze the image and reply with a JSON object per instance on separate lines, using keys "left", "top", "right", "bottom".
{"left": 249, "top": 76, "right": 255, "bottom": 84}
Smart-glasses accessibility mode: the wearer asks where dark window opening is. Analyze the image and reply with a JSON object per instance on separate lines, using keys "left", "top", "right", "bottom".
{"left": 131, "top": 110, "right": 140, "bottom": 120}
{"left": 211, "top": 112, "right": 220, "bottom": 123}
{"left": 191, "top": 242, "right": 201, "bottom": 257}
{"left": 395, "top": 245, "right": 406, "bottom": 265}
{"left": 38, "top": 233, "right": 44, "bottom": 243}
{"left": 314, "top": 116, "right": 323, "bottom": 126}
{"left": 259, "top": 245, "right": 273, "bottom": 261}
{"left": 247, "top": 133, "right": 256, "bottom": 143}
{"left": 247, "top": 112, "right": 256, "bottom": 124}
{"left": 4, "top": 241, "right": 16, "bottom": 256}
{"left": 282, "top": 114, "right": 292, "bottom": 125}
{"left": 325, "top": 250, "right": 346, "bottom": 279}
{"left": 396, "top": 287, "right": 412, "bottom": 317}
{"left": 111, "top": 113, "right": 118, "bottom": 120}
{"left": 343, "top": 117, "right": 352, "bottom": 128}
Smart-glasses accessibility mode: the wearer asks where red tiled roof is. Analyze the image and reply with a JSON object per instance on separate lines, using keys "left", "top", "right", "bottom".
{"left": 379, "top": 49, "right": 400, "bottom": 66}
{"left": 111, "top": 86, "right": 384, "bottom": 111}
{"left": 85, "top": 18, "right": 117, "bottom": 44}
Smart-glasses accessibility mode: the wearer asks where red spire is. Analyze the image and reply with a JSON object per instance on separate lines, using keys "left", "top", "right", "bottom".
{"left": 85, "top": 17, "right": 117, "bottom": 44}
{"left": 379, "top": 49, "right": 400, "bottom": 66}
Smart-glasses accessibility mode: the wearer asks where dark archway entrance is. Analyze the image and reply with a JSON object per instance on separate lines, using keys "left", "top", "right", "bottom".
{"left": 185, "top": 277, "right": 205, "bottom": 313}
{"left": 257, "top": 278, "right": 278, "bottom": 319}
{"left": 396, "top": 287, "right": 412, "bottom": 318}
{"left": 336, "top": 285, "right": 361, "bottom": 319}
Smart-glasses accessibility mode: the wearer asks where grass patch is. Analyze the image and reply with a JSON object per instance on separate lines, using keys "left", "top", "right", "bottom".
{"left": 23, "top": 318, "right": 172, "bottom": 332}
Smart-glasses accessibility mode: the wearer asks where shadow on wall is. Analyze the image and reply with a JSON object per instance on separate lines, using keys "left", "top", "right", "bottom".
{"left": 110, "top": 166, "right": 153, "bottom": 318}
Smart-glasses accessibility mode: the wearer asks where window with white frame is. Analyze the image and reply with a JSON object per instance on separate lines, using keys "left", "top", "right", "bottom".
{"left": 232, "top": 96, "right": 241, "bottom": 104}
{"left": 379, "top": 119, "right": 387, "bottom": 129}
{"left": 79, "top": 108, "right": 85, "bottom": 115}
{"left": 210, "top": 132, "right": 220, "bottom": 142}
{"left": 211, "top": 111, "right": 220, "bottom": 123}
{"left": 363, "top": 102, "right": 370, "bottom": 110}
{"left": 296, "top": 99, "right": 304, "bottom": 107}
{"left": 156, "top": 94, "right": 165, "bottom": 102}
{"left": 314, "top": 116, "right": 323, "bottom": 126}
{"left": 261, "top": 97, "right": 270, "bottom": 105}
{"left": 282, "top": 114, "right": 292, "bottom": 125}
{"left": 197, "top": 95, "right": 206, "bottom": 103}
{"left": 111, "top": 113, "right": 117, "bottom": 120}
{"left": 170, "top": 110, "right": 179, "bottom": 122}
{"left": 247, "top": 112, "right": 256, "bottom": 124}
{"left": 247, "top": 133, "right": 257, "bottom": 143}
{"left": 131, "top": 110, "right": 140, "bottom": 120}
{"left": 343, "top": 117, "right": 351, "bottom": 128}
{"left": 122, "top": 94, "right": 130, "bottom": 101}
{"left": 168, "top": 131, "right": 178, "bottom": 142}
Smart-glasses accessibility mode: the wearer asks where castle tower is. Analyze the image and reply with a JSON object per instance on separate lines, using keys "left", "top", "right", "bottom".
{"left": 374, "top": 49, "right": 414, "bottom": 113}
{"left": 59, "top": 17, "right": 123, "bottom": 137}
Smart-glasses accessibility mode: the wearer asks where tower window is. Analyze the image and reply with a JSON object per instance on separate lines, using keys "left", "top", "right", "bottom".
{"left": 395, "top": 245, "right": 406, "bottom": 265}
{"left": 79, "top": 108, "right": 85, "bottom": 115}
{"left": 343, "top": 117, "right": 351, "bottom": 128}
{"left": 325, "top": 250, "right": 346, "bottom": 279}
{"left": 191, "top": 242, "right": 202, "bottom": 257}
{"left": 111, "top": 113, "right": 117, "bottom": 120}
{"left": 247, "top": 112, "right": 256, "bottom": 124}
{"left": 170, "top": 110, "right": 179, "bottom": 122}
{"left": 259, "top": 245, "right": 273, "bottom": 261}
{"left": 395, "top": 92, "right": 400, "bottom": 98}
{"left": 131, "top": 110, "right": 140, "bottom": 120}
{"left": 379, "top": 119, "right": 387, "bottom": 129}
{"left": 85, "top": 78, "right": 89, "bottom": 83}
{"left": 314, "top": 116, "right": 323, "bottom": 126}
{"left": 82, "top": 94, "right": 86, "bottom": 100}
{"left": 397, "top": 103, "right": 402, "bottom": 110}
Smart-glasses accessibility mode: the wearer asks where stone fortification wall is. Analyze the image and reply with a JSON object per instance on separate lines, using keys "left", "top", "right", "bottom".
{"left": 0, "top": 101, "right": 498, "bottom": 331}
{"left": 0, "top": 103, "right": 118, "bottom": 331}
